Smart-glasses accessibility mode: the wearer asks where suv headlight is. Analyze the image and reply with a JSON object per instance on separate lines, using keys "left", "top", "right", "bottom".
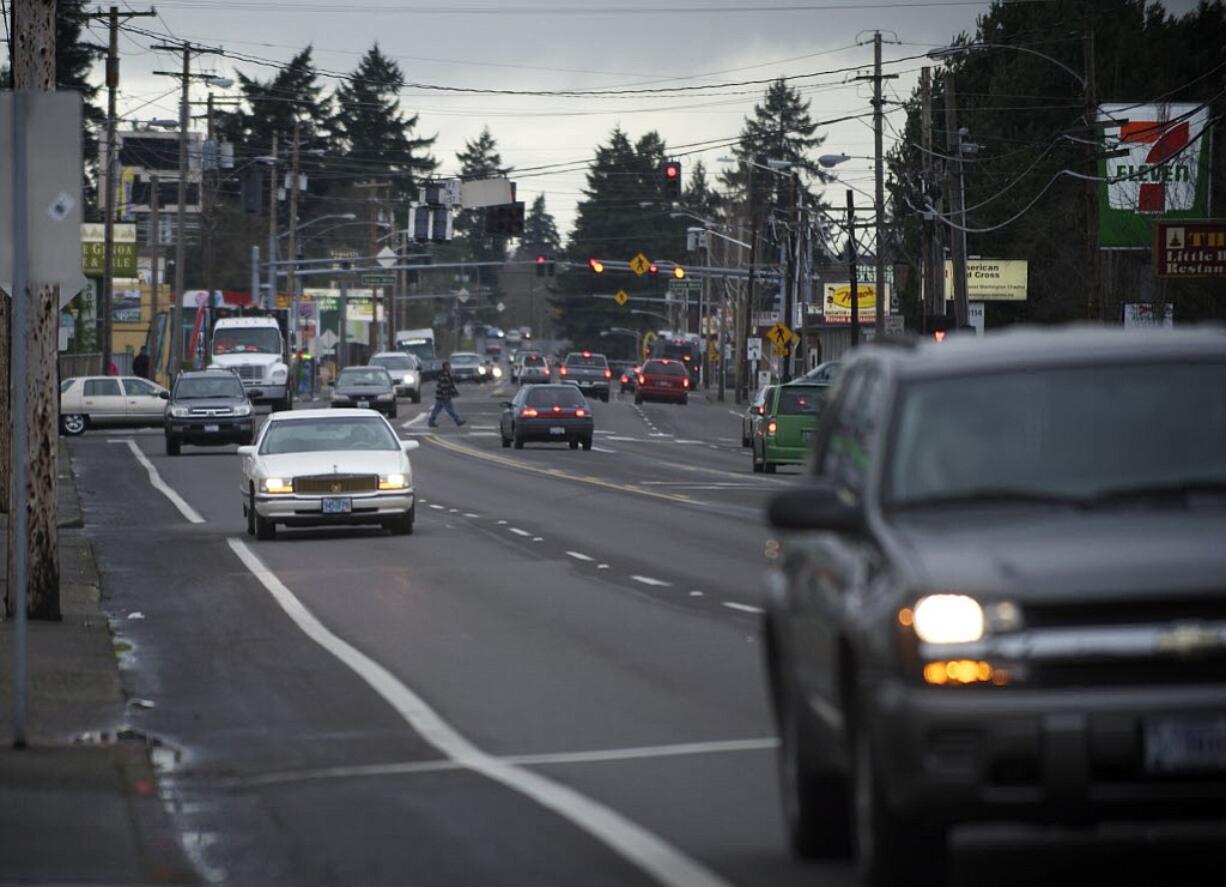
{"left": 270, "top": 366, "right": 288, "bottom": 383}
{"left": 908, "top": 594, "right": 985, "bottom": 644}
{"left": 233, "top": 403, "right": 253, "bottom": 417}
{"left": 403, "top": 371, "right": 418, "bottom": 384}
{"left": 169, "top": 405, "right": 191, "bottom": 418}
{"left": 379, "top": 473, "right": 408, "bottom": 490}
{"left": 377, "top": 392, "right": 394, "bottom": 400}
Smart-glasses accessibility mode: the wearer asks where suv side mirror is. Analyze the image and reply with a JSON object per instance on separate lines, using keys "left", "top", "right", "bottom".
{"left": 767, "top": 483, "right": 864, "bottom": 533}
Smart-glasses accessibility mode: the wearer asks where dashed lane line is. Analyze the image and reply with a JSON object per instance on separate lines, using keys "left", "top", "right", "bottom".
{"left": 566, "top": 551, "right": 594, "bottom": 562}
{"left": 722, "top": 602, "right": 765, "bottom": 615}
{"left": 109, "top": 439, "right": 205, "bottom": 524}
{"left": 226, "top": 538, "right": 733, "bottom": 887}
{"left": 591, "top": 446, "right": 618, "bottom": 454}
{"left": 508, "top": 527, "right": 533, "bottom": 537}
{"left": 630, "top": 575, "right": 672, "bottom": 588}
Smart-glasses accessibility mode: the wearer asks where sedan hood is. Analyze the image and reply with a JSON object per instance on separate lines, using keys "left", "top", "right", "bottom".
{"left": 255, "top": 449, "right": 407, "bottom": 479}
{"left": 892, "top": 508, "right": 1226, "bottom": 601}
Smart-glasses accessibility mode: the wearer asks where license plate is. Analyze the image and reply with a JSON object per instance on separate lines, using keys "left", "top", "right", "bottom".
{"left": 204, "top": 424, "right": 220, "bottom": 433}
{"left": 321, "top": 497, "right": 352, "bottom": 514}
{"left": 357, "top": 400, "right": 370, "bottom": 409}
{"left": 550, "top": 426, "right": 565, "bottom": 435}
{"left": 659, "top": 381, "right": 671, "bottom": 387}
{"left": 1144, "top": 716, "right": 1226, "bottom": 773}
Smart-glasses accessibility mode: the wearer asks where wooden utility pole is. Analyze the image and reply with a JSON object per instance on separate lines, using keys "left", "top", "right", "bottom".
{"left": 355, "top": 180, "right": 391, "bottom": 353}
{"left": 943, "top": 69, "right": 969, "bottom": 327}
{"left": 1083, "top": 27, "right": 1102, "bottom": 321}
{"left": 7, "top": 0, "right": 61, "bottom": 621}
{"left": 919, "top": 67, "right": 944, "bottom": 322}
{"left": 287, "top": 119, "right": 301, "bottom": 349}
{"left": 847, "top": 189, "right": 861, "bottom": 349}
{"left": 148, "top": 175, "right": 161, "bottom": 379}
{"left": 872, "top": 31, "right": 887, "bottom": 336}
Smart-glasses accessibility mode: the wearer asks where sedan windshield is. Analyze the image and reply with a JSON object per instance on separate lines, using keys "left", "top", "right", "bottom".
{"left": 260, "top": 416, "right": 400, "bottom": 454}
{"left": 887, "top": 362, "right": 1226, "bottom": 507}
{"left": 776, "top": 387, "right": 826, "bottom": 415}
{"left": 338, "top": 368, "right": 391, "bottom": 387}
{"left": 450, "top": 354, "right": 481, "bottom": 366}
{"left": 175, "top": 376, "right": 245, "bottom": 399}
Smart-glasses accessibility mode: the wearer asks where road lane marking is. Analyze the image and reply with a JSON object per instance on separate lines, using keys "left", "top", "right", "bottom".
{"left": 727, "top": 410, "right": 742, "bottom": 419}
{"left": 722, "top": 602, "right": 765, "bottom": 615}
{"left": 428, "top": 504, "right": 446, "bottom": 511}
{"left": 689, "top": 591, "right": 704, "bottom": 597}
{"left": 591, "top": 446, "right": 618, "bottom": 454}
{"left": 463, "top": 512, "right": 481, "bottom": 518}
{"left": 630, "top": 575, "right": 671, "bottom": 587}
{"left": 402, "top": 412, "right": 428, "bottom": 429}
{"left": 109, "top": 439, "right": 205, "bottom": 524}
{"left": 226, "top": 538, "right": 733, "bottom": 887}
{"left": 566, "top": 551, "right": 594, "bottom": 562}
{"left": 508, "top": 527, "right": 532, "bottom": 537}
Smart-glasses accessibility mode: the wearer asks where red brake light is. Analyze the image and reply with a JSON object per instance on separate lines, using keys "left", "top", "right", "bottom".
{"left": 559, "top": 366, "right": 568, "bottom": 375}
{"left": 582, "top": 351, "right": 591, "bottom": 358}
{"left": 682, "top": 378, "right": 690, "bottom": 388}
{"left": 576, "top": 409, "right": 586, "bottom": 417}
{"left": 620, "top": 374, "right": 628, "bottom": 383}
{"left": 604, "top": 369, "right": 612, "bottom": 379}
{"left": 521, "top": 407, "right": 539, "bottom": 417}
{"left": 636, "top": 374, "right": 644, "bottom": 385}
{"left": 552, "top": 405, "right": 561, "bottom": 412}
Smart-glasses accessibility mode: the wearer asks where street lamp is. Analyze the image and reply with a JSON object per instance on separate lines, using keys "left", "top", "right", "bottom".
{"left": 926, "top": 42, "right": 1086, "bottom": 87}
{"left": 278, "top": 213, "right": 358, "bottom": 239}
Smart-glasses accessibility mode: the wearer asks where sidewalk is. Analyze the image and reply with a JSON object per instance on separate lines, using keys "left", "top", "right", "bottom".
{"left": 0, "top": 441, "right": 196, "bottom": 885}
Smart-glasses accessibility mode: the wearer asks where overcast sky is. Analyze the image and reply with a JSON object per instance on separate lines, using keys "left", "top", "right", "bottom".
{"left": 54, "top": 0, "right": 1205, "bottom": 240}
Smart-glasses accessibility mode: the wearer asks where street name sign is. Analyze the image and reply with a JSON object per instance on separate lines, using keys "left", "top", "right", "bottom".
{"left": 360, "top": 272, "right": 396, "bottom": 286}
{"left": 1153, "top": 219, "right": 1226, "bottom": 278}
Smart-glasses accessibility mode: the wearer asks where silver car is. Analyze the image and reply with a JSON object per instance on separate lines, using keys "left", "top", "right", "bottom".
{"left": 238, "top": 409, "right": 419, "bottom": 540}
{"left": 370, "top": 351, "right": 422, "bottom": 403}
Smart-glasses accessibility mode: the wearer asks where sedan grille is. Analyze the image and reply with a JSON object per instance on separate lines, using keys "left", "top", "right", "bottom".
{"left": 293, "top": 475, "right": 378, "bottom": 495}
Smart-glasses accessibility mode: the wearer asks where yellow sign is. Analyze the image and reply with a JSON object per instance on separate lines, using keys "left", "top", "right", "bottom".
{"left": 942, "top": 259, "right": 1028, "bottom": 301}
{"left": 629, "top": 252, "right": 652, "bottom": 276}
{"left": 822, "top": 283, "right": 881, "bottom": 323}
{"left": 708, "top": 340, "right": 719, "bottom": 362}
{"left": 276, "top": 294, "right": 289, "bottom": 309}
{"left": 614, "top": 289, "right": 629, "bottom": 306}
{"left": 766, "top": 321, "right": 798, "bottom": 348}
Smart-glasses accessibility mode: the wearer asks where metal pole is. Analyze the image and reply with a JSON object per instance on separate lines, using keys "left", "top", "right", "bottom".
{"left": 339, "top": 277, "right": 349, "bottom": 373}
{"left": 943, "top": 69, "right": 969, "bottom": 327}
{"left": 10, "top": 91, "right": 30, "bottom": 747}
{"left": 716, "top": 232, "right": 727, "bottom": 402}
{"left": 250, "top": 245, "right": 260, "bottom": 313}
{"left": 781, "top": 172, "right": 799, "bottom": 383}
{"left": 100, "top": 5, "right": 119, "bottom": 374}
{"left": 873, "top": 30, "right": 887, "bottom": 336}
{"left": 287, "top": 121, "right": 300, "bottom": 347}
{"left": 168, "top": 45, "right": 190, "bottom": 381}
{"left": 148, "top": 174, "right": 160, "bottom": 377}
{"left": 847, "top": 190, "right": 860, "bottom": 349}
{"left": 266, "top": 134, "right": 278, "bottom": 309}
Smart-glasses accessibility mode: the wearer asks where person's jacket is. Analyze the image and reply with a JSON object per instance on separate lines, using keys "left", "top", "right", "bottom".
{"left": 435, "top": 368, "right": 458, "bottom": 401}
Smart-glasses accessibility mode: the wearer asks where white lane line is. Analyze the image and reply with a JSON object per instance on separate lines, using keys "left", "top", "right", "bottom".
{"left": 565, "top": 551, "right": 594, "bottom": 562}
{"left": 401, "top": 412, "right": 428, "bottom": 429}
{"left": 225, "top": 538, "right": 733, "bottom": 887}
{"left": 428, "top": 504, "right": 446, "bottom": 511}
{"left": 532, "top": 537, "right": 544, "bottom": 543}
{"left": 463, "top": 512, "right": 481, "bottom": 519}
{"left": 504, "top": 737, "right": 778, "bottom": 767}
{"left": 508, "top": 527, "right": 532, "bottom": 537}
{"left": 607, "top": 436, "right": 643, "bottom": 442}
{"left": 467, "top": 431, "right": 499, "bottom": 438}
{"left": 469, "top": 425, "right": 498, "bottom": 430}
{"left": 727, "top": 410, "right": 742, "bottom": 419}
{"left": 630, "top": 575, "right": 672, "bottom": 588}
{"left": 722, "top": 602, "right": 765, "bottom": 615}
{"left": 649, "top": 433, "right": 673, "bottom": 438}
{"left": 591, "top": 446, "right": 618, "bottom": 454}
{"left": 673, "top": 440, "right": 705, "bottom": 445}
{"left": 689, "top": 591, "right": 704, "bottom": 597}
{"left": 109, "top": 439, "right": 205, "bottom": 524}
{"left": 497, "top": 519, "right": 508, "bottom": 525}
{"left": 597, "top": 564, "right": 610, "bottom": 570}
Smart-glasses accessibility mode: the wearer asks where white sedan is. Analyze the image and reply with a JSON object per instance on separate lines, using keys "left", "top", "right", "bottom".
{"left": 237, "top": 408, "right": 419, "bottom": 540}
{"left": 59, "top": 375, "right": 168, "bottom": 435}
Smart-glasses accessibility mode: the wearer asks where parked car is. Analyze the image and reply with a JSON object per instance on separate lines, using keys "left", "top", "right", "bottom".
{"left": 369, "top": 351, "right": 422, "bottom": 403}
{"left": 500, "top": 383, "right": 594, "bottom": 450}
{"left": 634, "top": 358, "right": 690, "bottom": 405}
{"left": 761, "top": 328, "right": 1226, "bottom": 887}
{"left": 164, "top": 369, "right": 255, "bottom": 456}
{"left": 238, "top": 409, "right": 419, "bottom": 540}
{"left": 559, "top": 351, "right": 611, "bottom": 402}
{"left": 330, "top": 366, "right": 398, "bottom": 417}
{"left": 751, "top": 383, "right": 828, "bottom": 473}
{"left": 743, "top": 384, "right": 776, "bottom": 446}
{"left": 59, "top": 375, "right": 168, "bottom": 436}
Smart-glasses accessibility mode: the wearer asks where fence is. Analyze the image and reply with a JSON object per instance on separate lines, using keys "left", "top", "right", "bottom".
{"left": 58, "top": 352, "right": 133, "bottom": 379}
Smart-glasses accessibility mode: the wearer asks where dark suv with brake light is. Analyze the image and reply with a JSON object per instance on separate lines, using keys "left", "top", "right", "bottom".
{"left": 761, "top": 328, "right": 1226, "bottom": 886}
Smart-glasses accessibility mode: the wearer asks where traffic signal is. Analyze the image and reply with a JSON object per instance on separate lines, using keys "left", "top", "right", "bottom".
{"left": 485, "top": 201, "right": 526, "bottom": 236}
{"left": 662, "top": 160, "right": 681, "bottom": 198}
{"left": 672, "top": 265, "right": 686, "bottom": 279}
{"left": 648, "top": 262, "right": 659, "bottom": 275}
{"left": 588, "top": 258, "right": 605, "bottom": 273}
{"left": 536, "top": 255, "right": 547, "bottom": 277}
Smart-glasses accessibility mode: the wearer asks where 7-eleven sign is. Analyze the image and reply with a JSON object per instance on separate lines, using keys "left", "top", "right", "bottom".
{"left": 1098, "top": 102, "right": 1212, "bottom": 248}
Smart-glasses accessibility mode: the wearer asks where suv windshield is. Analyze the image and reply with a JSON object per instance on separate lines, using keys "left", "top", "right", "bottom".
{"left": 887, "top": 362, "right": 1226, "bottom": 506}
{"left": 175, "top": 376, "right": 245, "bottom": 399}
{"left": 372, "top": 354, "right": 416, "bottom": 371}
{"left": 777, "top": 386, "right": 825, "bottom": 415}
{"left": 566, "top": 354, "right": 607, "bottom": 368}
{"left": 261, "top": 416, "right": 399, "bottom": 454}
{"left": 338, "top": 368, "right": 390, "bottom": 386}
{"left": 450, "top": 354, "right": 480, "bottom": 366}
{"left": 398, "top": 340, "right": 435, "bottom": 361}
{"left": 213, "top": 328, "right": 280, "bottom": 355}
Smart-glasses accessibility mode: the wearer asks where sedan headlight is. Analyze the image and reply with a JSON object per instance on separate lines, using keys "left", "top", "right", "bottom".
{"left": 377, "top": 392, "right": 394, "bottom": 400}
{"left": 403, "top": 371, "right": 418, "bottom": 385}
{"left": 262, "top": 477, "right": 293, "bottom": 494}
{"left": 270, "top": 366, "right": 288, "bottom": 383}
{"left": 169, "top": 405, "right": 192, "bottom": 418}
{"left": 491, "top": 366, "right": 503, "bottom": 379}
{"left": 379, "top": 473, "right": 408, "bottom": 490}
{"left": 233, "top": 403, "right": 253, "bottom": 417}
{"left": 908, "top": 594, "right": 985, "bottom": 645}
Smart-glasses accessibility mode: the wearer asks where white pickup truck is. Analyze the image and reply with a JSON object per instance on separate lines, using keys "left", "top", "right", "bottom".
{"left": 208, "top": 316, "right": 293, "bottom": 411}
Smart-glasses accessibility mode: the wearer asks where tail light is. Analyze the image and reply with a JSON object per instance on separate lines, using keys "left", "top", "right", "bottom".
{"left": 521, "top": 407, "right": 539, "bottom": 417}
{"left": 552, "top": 405, "right": 561, "bottom": 412}
{"left": 767, "top": 419, "right": 778, "bottom": 435}
{"left": 756, "top": 405, "right": 765, "bottom": 415}
{"left": 636, "top": 374, "right": 644, "bottom": 385}
{"left": 682, "top": 378, "right": 690, "bottom": 389}
{"left": 559, "top": 366, "right": 568, "bottom": 376}
{"left": 604, "top": 369, "right": 612, "bottom": 379}
{"left": 620, "top": 374, "right": 629, "bottom": 383}
{"left": 576, "top": 409, "right": 587, "bottom": 417}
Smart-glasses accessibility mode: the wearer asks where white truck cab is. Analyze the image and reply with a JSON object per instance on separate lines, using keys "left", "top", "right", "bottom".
{"left": 208, "top": 316, "right": 292, "bottom": 411}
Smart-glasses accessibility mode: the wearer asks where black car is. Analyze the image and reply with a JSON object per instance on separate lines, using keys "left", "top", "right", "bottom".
{"left": 164, "top": 369, "right": 255, "bottom": 456}
{"left": 500, "top": 384, "right": 594, "bottom": 450}
{"left": 330, "top": 366, "right": 397, "bottom": 417}
{"left": 609, "top": 359, "right": 638, "bottom": 393}
{"left": 761, "top": 328, "right": 1226, "bottom": 886}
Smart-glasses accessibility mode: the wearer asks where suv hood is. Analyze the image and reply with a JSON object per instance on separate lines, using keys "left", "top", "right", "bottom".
{"left": 891, "top": 509, "right": 1226, "bottom": 601}
{"left": 171, "top": 396, "right": 249, "bottom": 410}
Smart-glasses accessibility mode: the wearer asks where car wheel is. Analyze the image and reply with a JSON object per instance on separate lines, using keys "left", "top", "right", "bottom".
{"left": 778, "top": 681, "right": 851, "bottom": 859}
{"left": 61, "top": 414, "right": 88, "bottom": 436}
{"left": 681, "top": 395, "right": 688, "bottom": 406}
{"left": 513, "top": 432, "right": 524, "bottom": 450}
{"left": 569, "top": 439, "right": 579, "bottom": 450}
{"left": 501, "top": 434, "right": 511, "bottom": 448}
{"left": 254, "top": 511, "right": 277, "bottom": 541}
{"left": 165, "top": 436, "right": 181, "bottom": 457}
{"left": 581, "top": 437, "right": 593, "bottom": 451}
{"left": 752, "top": 445, "right": 764, "bottom": 473}
{"left": 765, "top": 462, "right": 778, "bottom": 474}
{"left": 853, "top": 706, "right": 947, "bottom": 887}
{"left": 245, "top": 492, "right": 256, "bottom": 537}
{"left": 742, "top": 433, "right": 751, "bottom": 447}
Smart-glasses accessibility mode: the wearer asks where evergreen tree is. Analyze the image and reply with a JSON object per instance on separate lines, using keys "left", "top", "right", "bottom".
{"left": 331, "top": 44, "right": 437, "bottom": 200}
{"left": 452, "top": 127, "right": 512, "bottom": 280}
{"left": 681, "top": 160, "right": 721, "bottom": 223}
{"left": 520, "top": 194, "right": 561, "bottom": 257}
{"left": 216, "top": 47, "right": 333, "bottom": 160}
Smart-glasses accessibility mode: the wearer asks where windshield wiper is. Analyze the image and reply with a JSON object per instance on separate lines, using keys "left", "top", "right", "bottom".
{"left": 888, "top": 488, "right": 1082, "bottom": 512}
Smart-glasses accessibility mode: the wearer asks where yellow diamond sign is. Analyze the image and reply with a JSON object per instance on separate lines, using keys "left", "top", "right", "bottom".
{"left": 629, "top": 252, "right": 652, "bottom": 276}
{"left": 614, "top": 289, "right": 629, "bottom": 306}
{"left": 766, "top": 321, "right": 797, "bottom": 349}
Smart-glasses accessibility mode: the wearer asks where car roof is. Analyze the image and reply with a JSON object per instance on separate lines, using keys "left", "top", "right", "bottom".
{"left": 854, "top": 325, "right": 1226, "bottom": 379}
{"left": 179, "top": 368, "right": 240, "bottom": 377}
{"left": 266, "top": 408, "right": 392, "bottom": 422}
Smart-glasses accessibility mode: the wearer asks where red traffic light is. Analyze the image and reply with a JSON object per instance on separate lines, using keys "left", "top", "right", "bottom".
{"left": 588, "top": 258, "right": 605, "bottom": 273}
{"left": 536, "top": 255, "right": 546, "bottom": 264}
{"left": 648, "top": 262, "right": 659, "bottom": 274}
{"left": 665, "top": 164, "right": 679, "bottom": 178}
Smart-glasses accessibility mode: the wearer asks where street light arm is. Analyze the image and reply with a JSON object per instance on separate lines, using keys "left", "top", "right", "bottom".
{"left": 928, "top": 42, "right": 1086, "bottom": 88}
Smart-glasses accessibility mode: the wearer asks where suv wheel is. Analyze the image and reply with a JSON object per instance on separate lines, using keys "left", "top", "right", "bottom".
{"left": 778, "top": 683, "right": 851, "bottom": 859}
{"left": 165, "top": 436, "right": 181, "bottom": 457}
{"left": 853, "top": 711, "right": 946, "bottom": 887}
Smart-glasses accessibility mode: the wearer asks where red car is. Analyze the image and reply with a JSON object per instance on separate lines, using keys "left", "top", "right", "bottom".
{"left": 634, "top": 358, "right": 690, "bottom": 405}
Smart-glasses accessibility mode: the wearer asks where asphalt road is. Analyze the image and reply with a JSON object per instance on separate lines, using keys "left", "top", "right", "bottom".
{"left": 67, "top": 374, "right": 1226, "bottom": 887}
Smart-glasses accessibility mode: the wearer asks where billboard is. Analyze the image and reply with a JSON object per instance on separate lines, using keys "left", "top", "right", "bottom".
{"left": 942, "top": 259, "right": 1028, "bottom": 300}
{"left": 1153, "top": 219, "right": 1226, "bottom": 278}
{"left": 821, "top": 282, "right": 885, "bottom": 323}
{"left": 1098, "top": 103, "right": 1213, "bottom": 248}
{"left": 81, "top": 223, "right": 137, "bottom": 277}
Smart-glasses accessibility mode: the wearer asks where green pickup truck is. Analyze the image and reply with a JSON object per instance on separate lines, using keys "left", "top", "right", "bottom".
{"left": 752, "top": 383, "right": 829, "bottom": 473}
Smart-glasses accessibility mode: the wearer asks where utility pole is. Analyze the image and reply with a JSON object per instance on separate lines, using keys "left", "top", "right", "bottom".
{"left": 943, "top": 69, "right": 969, "bottom": 327}
{"left": 919, "top": 67, "right": 944, "bottom": 323}
{"left": 354, "top": 181, "right": 391, "bottom": 353}
{"left": 847, "top": 190, "right": 860, "bottom": 349}
{"left": 872, "top": 31, "right": 888, "bottom": 336}
{"left": 781, "top": 171, "right": 799, "bottom": 383}
{"left": 1083, "top": 26, "right": 1101, "bottom": 321}
{"left": 267, "top": 133, "right": 278, "bottom": 311}
{"left": 148, "top": 175, "right": 160, "bottom": 378}
{"left": 287, "top": 120, "right": 301, "bottom": 350}
{"left": 735, "top": 160, "right": 759, "bottom": 404}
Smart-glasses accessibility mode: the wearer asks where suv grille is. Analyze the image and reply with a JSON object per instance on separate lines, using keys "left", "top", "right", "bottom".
{"left": 293, "top": 475, "right": 377, "bottom": 495}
